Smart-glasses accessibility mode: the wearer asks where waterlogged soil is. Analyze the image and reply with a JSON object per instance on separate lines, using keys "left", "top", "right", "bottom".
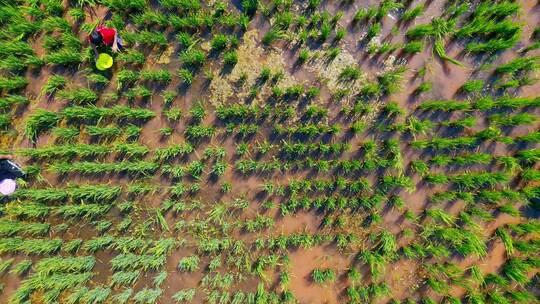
{"left": 1, "top": 0, "right": 540, "bottom": 303}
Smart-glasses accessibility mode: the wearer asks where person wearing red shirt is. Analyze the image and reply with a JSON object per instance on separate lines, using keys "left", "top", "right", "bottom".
{"left": 88, "top": 25, "right": 123, "bottom": 58}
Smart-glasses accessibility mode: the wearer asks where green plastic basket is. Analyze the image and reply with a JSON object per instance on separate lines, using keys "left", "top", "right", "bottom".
{"left": 96, "top": 53, "right": 113, "bottom": 70}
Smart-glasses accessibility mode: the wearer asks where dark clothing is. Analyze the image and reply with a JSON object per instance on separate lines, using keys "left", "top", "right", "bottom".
{"left": 0, "top": 159, "right": 24, "bottom": 181}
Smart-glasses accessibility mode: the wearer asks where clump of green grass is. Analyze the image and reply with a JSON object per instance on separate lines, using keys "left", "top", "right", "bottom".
{"left": 178, "top": 255, "right": 199, "bottom": 272}
{"left": 223, "top": 51, "right": 238, "bottom": 66}
{"left": 312, "top": 268, "right": 336, "bottom": 284}
{"left": 460, "top": 79, "right": 484, "bottom": 93}
{"left": 58, "top": 88, "right": 98, "bottom": 104}
{"left": 24, "top": 109, "right": 61, "bottom": 141}
{"left": 496, "top": 56, "right": 539, "bottom": 75}
{"left": 402, "top": 4, "right": 424, "bottom": 21}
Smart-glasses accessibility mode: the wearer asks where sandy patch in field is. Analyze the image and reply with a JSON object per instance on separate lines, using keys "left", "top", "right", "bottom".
{"left": 209, "top": 30, "right": 297, "bottom": 106}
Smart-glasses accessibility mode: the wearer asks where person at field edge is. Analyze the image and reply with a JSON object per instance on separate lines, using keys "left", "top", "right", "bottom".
{"left": 88, "top": 24, "right": 123, "bottom": 59}
{"left": 0, "top": 154, "right": 25, "bottom": 199}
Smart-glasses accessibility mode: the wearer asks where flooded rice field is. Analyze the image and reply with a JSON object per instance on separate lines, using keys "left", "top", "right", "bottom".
{"left": 0, "top": 0, "right": 539, "bottom": 303}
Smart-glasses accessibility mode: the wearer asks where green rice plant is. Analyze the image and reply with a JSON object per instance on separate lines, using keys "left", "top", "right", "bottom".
{"left": 186, "top": 160, "right": 204, "bottom": 180}
{"left": 16, "top": 184, "right": 120, "bottom": 203}
{"left": 44, "top": 49, "right": 82, "bottom": 65}
{"left": 178, "top": 255, "right": 200, "bottom": 272}
{"left": 495, "top": 56, "right": 539, "bottom": 75}
{"left": 521, "top": 169, "right": 540, "bottom": 183}
{"left": 223, "top": 50, "right": 238, "bottom": 66}
{"left": 130, "top": 30, "right": 167, "bottom": 46}
{"left": 516, "top": 131, "right": 540, "bottom": 144}
{"left": 410, "top": 160, "right": 429, "bottom": 175}
{"left": 0, "top": 41, "right": 34, "bottom": 57}
{"left": 179, "top": 49, "right": 205, "bottom": 68}
{"left": 51, "top": 127, "right": 79, "bottom": 141}
{"left": 359, "top": 251, "right": 386, "bottom": 279}
{"left": 0, "top": 220, "right": 50, "bottom": 237}
{"left": 418, "top": 99, "right": 471, "bottom": 112}
{"left": 58, "top": 88, "right": 98, "bottom": 104}
{"left": 0, "top": 113, "right": 10, "bottom": 128}
{"left": 41, "top": 16, "right": 71, "bottom": 32}
{"left": 508, "top": 290, "right": 536, "bottom": 303}
{"left": 117, "top": 49, "right": 145, "bottom": 65}
{"left": 0, "top": 237, "right": 62, "bottom": 255}
{"left": 0, "top": 75, "right": 28, "bottom": 91}
{"left": 83, "top": 286, "right": 111, "bottom": 304}
{"left": 49, "top": 160, "right": 159, "bottom": 175}
{"left": 111, "top": 270, "right": 140, "bottom": 287}
{"left": 0, "top": 94, "right": 29, "bottom": 110}
{"left": 407, "top": 18, "right": 463, "bottom": 66}
{"left": 262, "top": 28, "right": 286, "bottom": 45}
{"left": 381, "top": 174, "right": 415, "bottom": 192}
{"left": 495, "top": 227, "right": 515, "bottom": 255}
{"left": 489, "top": 113, "right": 536, "bottom": 127}
{"left": 86, "top": 125, "right": 121, "bottom": 138}
{"left": 0, "top": 258, "right": 13, "bottom": 273}
{"left": 426, "top": 208, "right": 456, "bottom": 226}
{"left": 125, "top": 85, "right": 152, "bottom": 102}
{"left": 377, "top": 66, "right": 406, "bottom": 94}
{"left": 132, "top": 10, "right": 168, "bottom": 27}
{"left": 172, "top": 288, "right": 196, "bottom": 302}
{"left": 185, "top": 125, "right": 215, "bottom": 140}
{"left": 414, "top": 81, "right": 432, "bottom": 95}
{"left": 42, "top": 75, "right": 66, "bottom": 96}
{"left": 117, "top": 217, "right": 132, "bottom": 232}
{"left": 460, "top": 79, "right": 484, "bottom": 93}
{"left": 68, "top": 8, "right": 85, "bottom": 20}
{"left": 502, "top": 258, "right": 532, "bottom": 285}
{"left": 311, "top": 268, "right": 336, "bottom": 284}
{"left": 105, "top": 0, "right": 147, "bottom": 12}
{"left": 10, "top": 260, "right": 32, "bottom": 276}
{"left": 82, "top": 235, "right": 113, "bottom": 253}
{"left": 55, "top": 204, "right": 111, "bottom": 220}
{"left": 189, "top": 101, "right": 206, "bottom": 121}
{"left": 159, "top": 127, "right": 173, "bottom": 137}
{"left": 141, "top": 69, "right": 172, "bottom": 84}
{"left": 24, "top": 109, "right": 60, "bottom": 141}
{"left": 154, "top": 143, "right": 193, "bottom": 162}
{"left": 164, "top": 108, "right": 182, "bottom": 121}
{"left": 64, "top": 239, "right": 83, "bottom": 254}
{"left": 377, "top": 230, "right": 397, "bottom": 255}
{"left": 176, "top": 32, "right": 196, "bottom": 49}
{"left": 178, "top": 68, "right": 193, "bottom": 85}
{"left": 87, "top": 73, "right": 109, "bottom": 85}
{"left": 339, "top": 66, "right": 362, "bottom": 81}
{"left": 110, "top": 288, "right": 132, "bottom": 304}
{"left": 94, "top": 220, "right": 112, "bottom": 234}
{"left": 117, "top": 69, "right": 139, "bottom": 89}
{"left": 0, "top": 56, "right": 29, "bottom": 71}
{"left": 452, "top": 171, "right": 509, "bottom": 189}
{"left": 211, "top": 162, "right": 227, "bottom": 176}
{"left": 440, "top": 116, "right": 476, "bottom": 128}
{"left": 133, "top": 288, "right": 162, "bottom": 304}
{"left": 63, "top": 105, "right": 155, "bottom": 122}
{"left": 153, "top": 271, "right": 167, "bottom": 286}
{"left": 466, "top": 35, "right": 520, "bottom": 54}
{"left": 491, "top": 96, "right": 540, "bottom": 109}
{"left": 161, "top": 91, "right": 176, "bottom": 107}
{"left": 402, "top": 4, "right": 424, "bottom": 21}
{"left": 366, "top": 23, "right": 381, "bottom": 40}
{"left": 211, "top": 34, "right": 229, "bottom": 51}
{"left": 114, "top": 143, "right": 149, "bottom": 158}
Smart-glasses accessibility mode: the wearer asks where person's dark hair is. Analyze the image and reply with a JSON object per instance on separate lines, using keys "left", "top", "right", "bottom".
{"left": 89, "top": 30, "right": 103, "bottom": 45}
